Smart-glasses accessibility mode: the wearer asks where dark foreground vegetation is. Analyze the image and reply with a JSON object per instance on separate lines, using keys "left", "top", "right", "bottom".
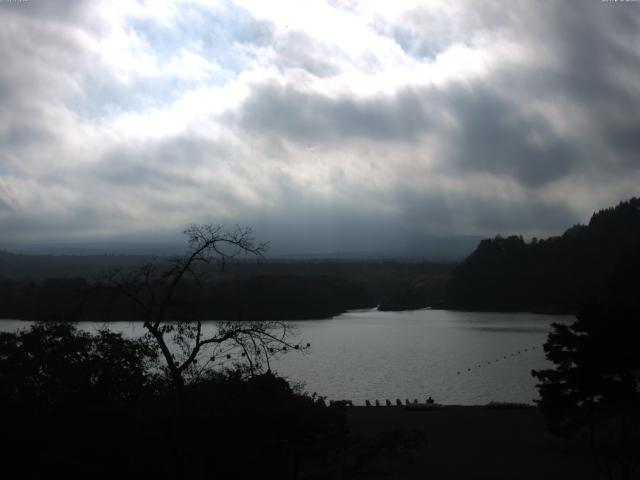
{"left": 347, "top": 406, "right": 602, "bottom": 479}
{"left": 530, "top": 244, "right": 640, "bottom": 479}
{"left": 2, "top": 199, "right": 640, "bottom": 478}
{"left": 2, "top": 319, "right": 638, "bottom": 479}
{"left": 0, "top": 322, "right": 429, "bottom": 479}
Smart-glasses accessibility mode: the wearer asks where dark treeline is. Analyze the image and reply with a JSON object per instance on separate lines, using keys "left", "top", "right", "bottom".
{"left": 447, "top": 197, "right": 640, "bottom": 312}
{"left": 0, "top": 275, "right": 372, "bottom": 321}
{"left": 0, "top": 258, "right": 453, "bottom": 321}
{"left": 3, "top": 197, "right": 640, "bottom": 318}
{"left": 0, "top": 323, "right": 346, "bottom": 478}
{"left": 0, "top": 251, "right": 156, "bottom": 279}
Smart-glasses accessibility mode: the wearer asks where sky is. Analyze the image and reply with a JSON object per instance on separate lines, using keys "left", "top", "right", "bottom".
{"left": 0, "top": 0, "right": 639, "bottom": 255}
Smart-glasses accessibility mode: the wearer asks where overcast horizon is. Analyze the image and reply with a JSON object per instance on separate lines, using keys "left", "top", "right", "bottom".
{"left": 1, "top": 1, "right": 639, "bottom": 255}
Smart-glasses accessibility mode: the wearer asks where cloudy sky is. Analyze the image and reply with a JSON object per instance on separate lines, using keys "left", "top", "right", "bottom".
{"left": 1, "top": 0, "right": 639, "bottom": 254}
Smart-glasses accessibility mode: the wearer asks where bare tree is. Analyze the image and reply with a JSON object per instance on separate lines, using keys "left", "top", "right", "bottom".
{"left": 103, "top": 224, "right": 307, "bottom": 390}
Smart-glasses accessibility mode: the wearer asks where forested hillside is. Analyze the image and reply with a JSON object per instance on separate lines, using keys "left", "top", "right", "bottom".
{"left": 0, "top": 256, "right": 452, "bottom": 320}
{"left": 446, "top": 198, "right": 640, "bottom": 312}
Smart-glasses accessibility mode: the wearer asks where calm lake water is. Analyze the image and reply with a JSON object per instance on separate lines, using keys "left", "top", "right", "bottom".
{"left": 1, "top": 309, "right": 572, "bottom": 405}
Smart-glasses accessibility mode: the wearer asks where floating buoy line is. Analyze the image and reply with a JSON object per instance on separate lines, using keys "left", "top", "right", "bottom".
{"left": 177, "top": 340, "right": 545, "bottom": 407}
{"left": 455, "top": 345, "right": 540, "bottom": 376}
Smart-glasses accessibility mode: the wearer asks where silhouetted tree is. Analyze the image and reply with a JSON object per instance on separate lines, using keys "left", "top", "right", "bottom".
{"left": 532, "top": 248, "right": 640, "bottom": 478}
{"left": 102, "top": 224, "right": 308, "bottom": 390}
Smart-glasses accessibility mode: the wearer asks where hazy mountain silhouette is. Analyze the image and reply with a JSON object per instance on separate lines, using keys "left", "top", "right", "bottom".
{"left": 1, "top": 234, "right": 482, "bottom": 261}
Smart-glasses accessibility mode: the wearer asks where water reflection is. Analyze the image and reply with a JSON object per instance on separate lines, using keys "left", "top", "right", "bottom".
{"left": 0, "top": 310, "right": 572, "bottom": 405}
{"left": 272, "top": 309, "right": 572, "bottom": 405}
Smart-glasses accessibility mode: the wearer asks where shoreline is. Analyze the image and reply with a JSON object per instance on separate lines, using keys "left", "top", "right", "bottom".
{"left": 0, "top": 306, "right": 576, "bottom": 323}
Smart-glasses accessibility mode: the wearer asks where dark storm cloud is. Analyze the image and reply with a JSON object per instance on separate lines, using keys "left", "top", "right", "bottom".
{"left": 548, "top": 2, "right": 640, "bottom": 109}
{"left": 0, "top": 2, "right": 95, "bottom": 135}
{"left": 440, "top": 88, "right": 580, "bottom": 187}
{"left": 0, "top": 204, "right": 110, "bottom": 238}
{"left": 233, "top": 1, "right": 640, "bottom": 188}
{"left": 235, "top": 83, "right": 431, "bottom": 144}
{"left": 0, "top": 0, "right": 88, "bottom": 23}
{"left": 93, "top": 136, "right": 232, "bottom": 188}
{"left": 551, "top": 4, "right": 640, "bottom": 170}
{"left": 0, "top": 124, "right": 56, "bottom": 152}
{"left": 512, "top": 2, "right": 640, "bottom": 176}
{"left": 605, "top": 123, "right": 640, "bottom": 161}
{"left": 397, "top": 187, "right": 578, "bottom": 237}
{"left": 234, "top": 81, "right": 581, "bottom": 187}
{"left": 1, "top": 0, "right": 640, "bottom": 250}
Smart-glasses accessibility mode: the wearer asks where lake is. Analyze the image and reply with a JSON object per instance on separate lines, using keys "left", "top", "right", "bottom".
{"left": 1, "top": 309, "right": 571, "bottom": 405}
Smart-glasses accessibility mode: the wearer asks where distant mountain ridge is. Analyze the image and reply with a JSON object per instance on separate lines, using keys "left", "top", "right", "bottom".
{"left": 1, "top": 234, "right": 482, "bottom": 261}
{"left": 446, "top": 197, "right": 640, "bottom": 312}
